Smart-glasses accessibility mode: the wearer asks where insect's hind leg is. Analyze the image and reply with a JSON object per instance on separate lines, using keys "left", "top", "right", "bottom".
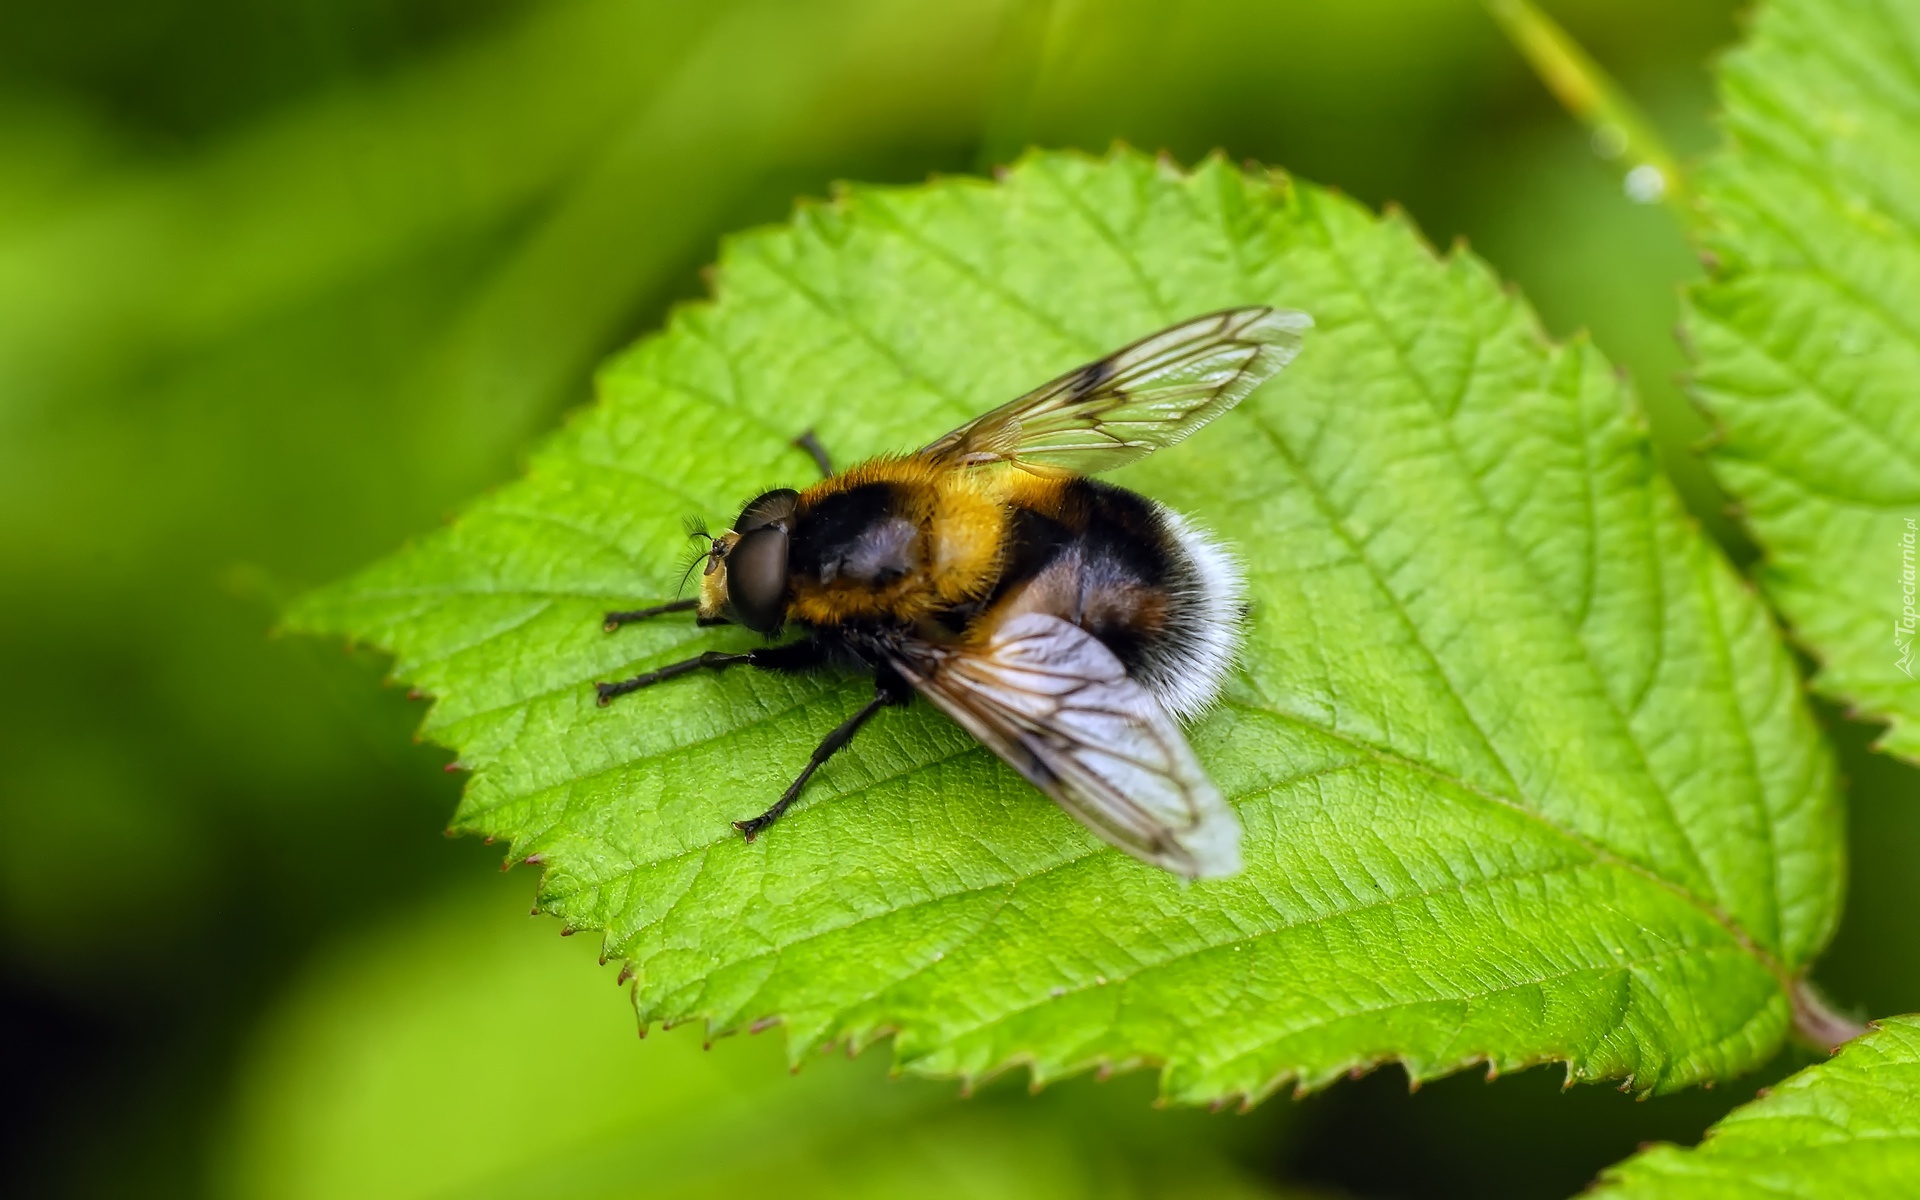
{"left": 595, "top": 637, "right": 824, "bottom": 706}
{"left": 793, "top": 429, "right": 834, "bottom": 478}
{"left": 734, "top": 670, "right": 908, "bottom": 841}
{"left": 603, "top": 597, "right": 699, "bottom": 632}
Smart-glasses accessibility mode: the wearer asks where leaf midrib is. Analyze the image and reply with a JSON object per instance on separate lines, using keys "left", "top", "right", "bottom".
{"left": 397, "top": 583, "right": 1795, "bottom": 1010}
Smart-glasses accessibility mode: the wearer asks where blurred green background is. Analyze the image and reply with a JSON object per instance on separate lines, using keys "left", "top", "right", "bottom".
{"left": 3, "top": 1, "right": 1915, "bottom": 1197}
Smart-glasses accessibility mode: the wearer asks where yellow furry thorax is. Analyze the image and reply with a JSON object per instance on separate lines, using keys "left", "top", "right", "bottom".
{"left": 782, "top": 454, "right": 1017, "bottom": 626}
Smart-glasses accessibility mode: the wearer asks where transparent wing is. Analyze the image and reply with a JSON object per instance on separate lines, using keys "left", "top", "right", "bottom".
{"left": 920, "top": 306, "right": 1310, "bottom": 474}
{"left": 889, "top": 613, "right": 1243, "bottom": 879}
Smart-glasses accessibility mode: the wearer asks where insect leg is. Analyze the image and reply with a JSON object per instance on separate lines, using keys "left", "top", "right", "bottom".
{"left": 734, "top": 689, "right": 891, "bottom": 841}
{"left": 595, "top": 651, "right": 750, "bottom": 705}
{"left": 603, "top": 597, "right": 699, "bottom": 632}
{"left": 793, "top": 429, "right": 834, "bottom": 478}
{"left": 594, "top": 637, "right": 825, "bottom": 706}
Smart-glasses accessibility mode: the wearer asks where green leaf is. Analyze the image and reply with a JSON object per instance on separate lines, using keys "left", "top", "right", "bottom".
{"left": 1686, "top": 0, "right": 1920, "bottom": 761}
{"left": 217, "top": 876, "right": 1300, "bottom": 1200}
{"left": 1593, "top": 1015, "right": 1920, "bottom": 1198}
{"left": 291, "top": 149, "right": 1841, "bottom": 1103}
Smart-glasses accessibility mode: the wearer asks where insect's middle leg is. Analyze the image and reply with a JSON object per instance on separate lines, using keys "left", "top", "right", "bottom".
{"left": 595, "top": 637, "right": 824, "bottom": 706}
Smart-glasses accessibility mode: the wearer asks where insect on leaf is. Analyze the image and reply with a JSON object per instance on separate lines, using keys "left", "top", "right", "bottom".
{"left": 1687, "top": 0, "right": 1920, "bottom": 761}
{"left": 290, "top": 149, "right": 1841, "bottom": 1105}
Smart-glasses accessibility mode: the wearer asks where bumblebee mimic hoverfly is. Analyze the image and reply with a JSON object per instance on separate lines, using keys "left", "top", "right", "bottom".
{"left": 597, "top": 306, "right": 1310, "bottom": 879}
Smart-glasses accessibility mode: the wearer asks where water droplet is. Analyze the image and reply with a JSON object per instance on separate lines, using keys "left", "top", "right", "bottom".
{"left": 1591, "top": 124, "right": 1628, "bottom": 160}
{"left": 1624, "top": 164, "right": 1667, "bottom": 204}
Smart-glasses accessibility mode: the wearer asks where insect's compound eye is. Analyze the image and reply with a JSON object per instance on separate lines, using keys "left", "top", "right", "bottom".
{"left": 725, "top": 525, "right": 790, "bottom": 633}
{"left": 735, "top": 488, "right": 798, "bottom": 533}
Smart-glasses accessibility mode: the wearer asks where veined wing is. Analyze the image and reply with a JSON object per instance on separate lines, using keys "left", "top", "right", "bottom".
{"left": 920, "top": 306, "right": 1309, "bottom": 475}
{"left": 888, "top": 613, "right": 1242, "bottom": 879}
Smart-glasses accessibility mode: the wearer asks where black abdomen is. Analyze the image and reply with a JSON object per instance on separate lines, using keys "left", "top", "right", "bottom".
{"left": 986, "top": 478, "right": 1244, "bottom": 718}
{"left": 981, "top": 479, "right": 1195, "bottom": 676}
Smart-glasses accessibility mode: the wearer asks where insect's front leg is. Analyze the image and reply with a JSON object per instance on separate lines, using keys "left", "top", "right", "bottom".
{"left": 602, "top": 597, "right": 699, "bottom": 632}
{"left": 595, "top": 637, "right": 825, "bottom": 707}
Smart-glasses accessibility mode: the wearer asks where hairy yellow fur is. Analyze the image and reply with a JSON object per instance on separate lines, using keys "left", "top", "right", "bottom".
{"left": 780, "top": 455, "right": 1052, "bottom": 627}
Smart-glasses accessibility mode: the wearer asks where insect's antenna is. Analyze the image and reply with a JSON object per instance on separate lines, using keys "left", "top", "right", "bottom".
{"left": 667, "top": 514, "right": 721, "bottom": 597}
{"left": 674, "top": 545, "right": 709, "bottom": 597}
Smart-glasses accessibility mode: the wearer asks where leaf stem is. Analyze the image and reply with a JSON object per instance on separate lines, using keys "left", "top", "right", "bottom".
{"left": 1790, "top": 979, "right": 1868, "bottom": 1051}
{"left": 1482, "top": 0, "right": 1693, "bottom": 219}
